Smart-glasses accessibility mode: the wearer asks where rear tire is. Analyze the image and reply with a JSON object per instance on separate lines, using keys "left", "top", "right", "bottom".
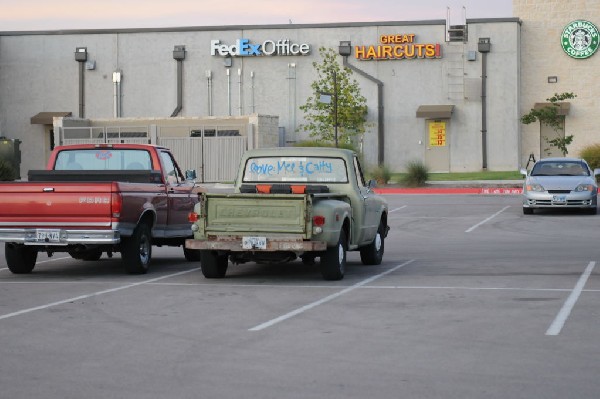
{"left": 360, "top": 220, "right": 385, "bottom": 265}
{"left": 200, "top": 251, "right": 228, "bottom": 278}
{"left": 121, "top": 223, "right": 152, "bottom": 274}
{"left": 5, "top": 243, "right": 37, "bottom": 274}
{"left": 320, "top": 230, "right": 347, "bottom": 281}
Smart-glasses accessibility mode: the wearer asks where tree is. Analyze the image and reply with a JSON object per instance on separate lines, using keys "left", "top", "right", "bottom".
{"left": 298, "top": 47, "right": 368, "bottom": 146}
{"left": 521, "top": 92, "right": 576, "bottom": 156}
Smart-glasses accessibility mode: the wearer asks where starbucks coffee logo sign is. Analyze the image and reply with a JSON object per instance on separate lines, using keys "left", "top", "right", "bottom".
{"left": 561, "top": 20, "right": 599, "bottom": 59}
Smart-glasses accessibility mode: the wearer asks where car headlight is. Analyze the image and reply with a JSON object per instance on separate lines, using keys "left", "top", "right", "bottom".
{"left": 574, "top": 184, "right": 595, "bottom": 192}
{"left": 526, "top": 183, "right": 544, "bottom": 192}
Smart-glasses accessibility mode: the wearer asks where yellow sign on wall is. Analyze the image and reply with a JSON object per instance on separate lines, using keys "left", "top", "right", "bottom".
{"left": 429, "top": 121, "right": 446, "bottom": 146}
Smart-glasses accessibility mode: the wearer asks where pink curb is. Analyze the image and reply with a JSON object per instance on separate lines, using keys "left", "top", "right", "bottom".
{"left": 374, "top": 187, "right": 523, "bottom": 195}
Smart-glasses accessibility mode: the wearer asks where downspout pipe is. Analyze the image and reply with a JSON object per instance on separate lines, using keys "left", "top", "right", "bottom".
{"left": 481, "top": 51, "right": 488, "bottom": 169}
{"left": 78, "top": 61, "right": 85, "bottom": 118}
{"left": 171, "top": 45, "right": 186, "bottom": 117}
{"left": 113, "top": 70, "right": 122, "bottom": 118}
{"left": 478, "top": 38, "right": 491, "bottom": 169}
{"left": 74, "top": 47, "right": 88, "bottom": 118}
{"left": 341, "top": 56, "right": 385, "bottom": 166}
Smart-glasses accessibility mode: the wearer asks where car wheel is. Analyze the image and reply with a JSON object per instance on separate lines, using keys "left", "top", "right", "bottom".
{"left": 5, "top": 243, "right": 37, "bottom": 274}
{"left": 523, "top": 207, "right": 534, "bottom": 215}
{"left": 320, "top": 230, "right": 347, "bottom": 281}
{"left": 121, "top": 223, "right": 152, "bottom": 274}
{"left": 200, "top": 250, "right": 228, "bottom": 278}
{"left": 360, "top": 220, "right": 385, "bottom": 265}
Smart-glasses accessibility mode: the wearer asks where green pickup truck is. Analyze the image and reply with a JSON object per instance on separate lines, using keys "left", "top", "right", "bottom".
{"left": 185, "top": 147, "right": 389, "bottom": 280}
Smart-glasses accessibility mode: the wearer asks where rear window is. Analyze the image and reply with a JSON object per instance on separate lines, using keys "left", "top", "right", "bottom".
{"left": 242, "top": 156, "right": 348, "bottom": 183}
{"left": 54, "top": 149, "right": 152, "bottom": 171}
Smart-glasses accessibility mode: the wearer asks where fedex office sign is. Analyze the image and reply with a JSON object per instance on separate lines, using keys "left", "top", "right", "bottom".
{"left": 210, "top": 39, "right": 311, "bottom": 57}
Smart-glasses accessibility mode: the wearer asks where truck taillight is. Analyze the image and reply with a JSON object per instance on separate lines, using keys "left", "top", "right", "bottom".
{"left": 313, "top": 215, "right": 325, "bottom": 226}
{"left": 111, "top": 193, "right": 122, "bottom": 217}
{"left": 188, "top": 212, "right": 199, "bottom": 222}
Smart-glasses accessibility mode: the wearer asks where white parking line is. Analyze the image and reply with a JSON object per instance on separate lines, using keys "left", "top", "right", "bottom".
{"left": 0, "top": 267, "right": 200, "bottom": 321}
{"left": 465, "top": 206, "right": 510, "bottom": 233}
{"left": 248, "top": 259, "right": 415, "bottom": 331}
{"left": 0, "top": 256, "right": 71, "bottom": 272}
{"left": 545, "top": 261, "right": 595, "bottom": 336}
{"left": 390, "top": 206, "right": 407, "bottom": 213}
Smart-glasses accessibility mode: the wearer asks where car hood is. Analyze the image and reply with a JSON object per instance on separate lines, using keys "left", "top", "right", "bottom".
{"left": 527, "top": 175, "right": 596, "bottom": 190}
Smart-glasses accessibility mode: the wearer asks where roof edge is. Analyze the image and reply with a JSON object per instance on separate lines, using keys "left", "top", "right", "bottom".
{"left": 0, "top": 18, "right": 520, "bottom": 36}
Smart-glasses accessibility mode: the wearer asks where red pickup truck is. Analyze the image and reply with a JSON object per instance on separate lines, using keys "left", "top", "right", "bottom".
{"left": 0, "top": 143, "right": 202, "bottom": 274}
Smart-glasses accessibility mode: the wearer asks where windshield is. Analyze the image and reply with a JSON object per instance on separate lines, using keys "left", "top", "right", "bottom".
{"left": 531, "top": 161, "right": 589, "bottom": 176}
{"left": 242, "top": 156, "right": 348, "bottom": 183}
{"left": 54, "top": 149, "right": 152, "bottom": 171}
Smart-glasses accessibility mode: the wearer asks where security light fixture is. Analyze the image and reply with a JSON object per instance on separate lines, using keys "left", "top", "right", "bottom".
{"left": 478, "top": 38, "right": 491, "bottom": 53}
{"left": 224, "top": 55, "right": 232, "bottom": 68}
{"left": 173, "top": 45, "right": 186, "bottom": 61}
{"left": 548, "top": 76, "right": 558, "bottom": 83}
{"left": 75, "top": 47, "right": 87, "bottom": 62}
{"left": 338, "top": 41, "right": 352, "bottom": 57}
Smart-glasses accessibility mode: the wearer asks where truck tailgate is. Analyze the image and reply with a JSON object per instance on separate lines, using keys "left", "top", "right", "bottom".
{"left": 0, "top": 182, "right": 115, "bottom": 227}
{"left": 204, "top": 193, "right": 309, "bottom": 235}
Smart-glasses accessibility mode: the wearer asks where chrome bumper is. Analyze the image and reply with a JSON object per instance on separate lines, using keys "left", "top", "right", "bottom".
{"left": 0, "top": 228, "right": 120, "bottom": 246}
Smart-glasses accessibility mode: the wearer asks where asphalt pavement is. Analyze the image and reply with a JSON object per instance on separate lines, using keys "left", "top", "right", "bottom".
{"left": 202, "top": 180, "right": 525, "bottom": 195}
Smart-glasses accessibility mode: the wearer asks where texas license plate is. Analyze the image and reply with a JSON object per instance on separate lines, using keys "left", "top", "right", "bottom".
{"left": 36, "top": 229, "right": 61, "bottom": 243}
{"left": 552, "top": 195, "right": 567, "bottom": 203}
{"left": 242, "top": 236, "right": 267, "bottom": 250}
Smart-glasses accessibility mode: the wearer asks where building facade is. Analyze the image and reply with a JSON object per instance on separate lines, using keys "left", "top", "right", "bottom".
{"left": 0, "top": 17, "right": 523, "bottom": 178}
{"left": 515, "top": 0, "right": 600, "bottom": 164}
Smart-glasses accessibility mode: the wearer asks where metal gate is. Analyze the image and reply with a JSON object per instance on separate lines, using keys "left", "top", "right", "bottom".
{"left": 59, "top": 125, "right": 248, "bottom": 183}
{"left": 159, "top": 136, "right": 246, "bottom": 183}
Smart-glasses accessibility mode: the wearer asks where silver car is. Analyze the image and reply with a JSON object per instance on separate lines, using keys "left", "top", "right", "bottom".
{"left": 521, "top": 158, "right": 600, "bottom": 215}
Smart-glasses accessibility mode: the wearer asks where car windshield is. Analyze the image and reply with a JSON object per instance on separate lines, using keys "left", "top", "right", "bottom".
{"left": 242, "top": 156, "right": 348, "bottom": 183}
{"left": 54, "top": 149, "right": 152, "bottom": 171}
{"left": 531, "top": 161, "right": 589, "bottom": 176}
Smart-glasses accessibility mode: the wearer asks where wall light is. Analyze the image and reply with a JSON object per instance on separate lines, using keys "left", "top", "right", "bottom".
{"left": 548, "top": 76, "right": 558, "bottom": 83}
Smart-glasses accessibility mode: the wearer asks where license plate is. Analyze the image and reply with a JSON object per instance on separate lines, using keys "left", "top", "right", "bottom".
{"left": 36, "top": 229, "right": 61, "bottom": 243}
{"left": 242, "top": 236, "right": 267, "bottom": 250}
{"left": 552, "top": 195, "right": 567, "bottom": 203}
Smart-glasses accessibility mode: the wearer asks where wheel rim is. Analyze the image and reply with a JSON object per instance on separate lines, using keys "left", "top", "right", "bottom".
{"left": 338, "top": 243, "right": 344, "bottom": 265}
{"left": 139, "top": 235, "right": 150, "bottom": 264}
{"left": 374, "top": 232, "right": 382, "bottom": 252}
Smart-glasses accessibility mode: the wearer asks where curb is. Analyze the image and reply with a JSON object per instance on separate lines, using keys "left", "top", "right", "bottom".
{"left": 374, "top": 187, "right": 523, "bottom": 195}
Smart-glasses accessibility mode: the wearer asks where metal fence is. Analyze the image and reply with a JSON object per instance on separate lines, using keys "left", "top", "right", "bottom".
{"left": 59, "top": 125, "right": 247, "bottom": 182}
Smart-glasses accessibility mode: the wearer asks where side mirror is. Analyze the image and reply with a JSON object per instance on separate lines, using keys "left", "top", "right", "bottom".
{"left": 185, "top": 169, "right": 197, "bottom": 181}
{"left": 519, "top": 168, "right": 528, "bottom": 177}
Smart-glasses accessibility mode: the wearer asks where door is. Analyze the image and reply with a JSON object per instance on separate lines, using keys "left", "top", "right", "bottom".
{"left": 540, "top": 119, "right": 565, "bottom": 158}
{"left": 159, "top": 150, "right": 197, "bottom": 238}
{"left": 354, "top": 156, "right": 381, "bottom": 246}
{"left": 424, "top": 120, "right": 450, "bottom": 172}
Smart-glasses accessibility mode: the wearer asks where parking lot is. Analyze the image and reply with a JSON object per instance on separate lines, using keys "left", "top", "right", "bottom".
{"left": 1, "top": 193, "right": 599, "bottom": 399}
